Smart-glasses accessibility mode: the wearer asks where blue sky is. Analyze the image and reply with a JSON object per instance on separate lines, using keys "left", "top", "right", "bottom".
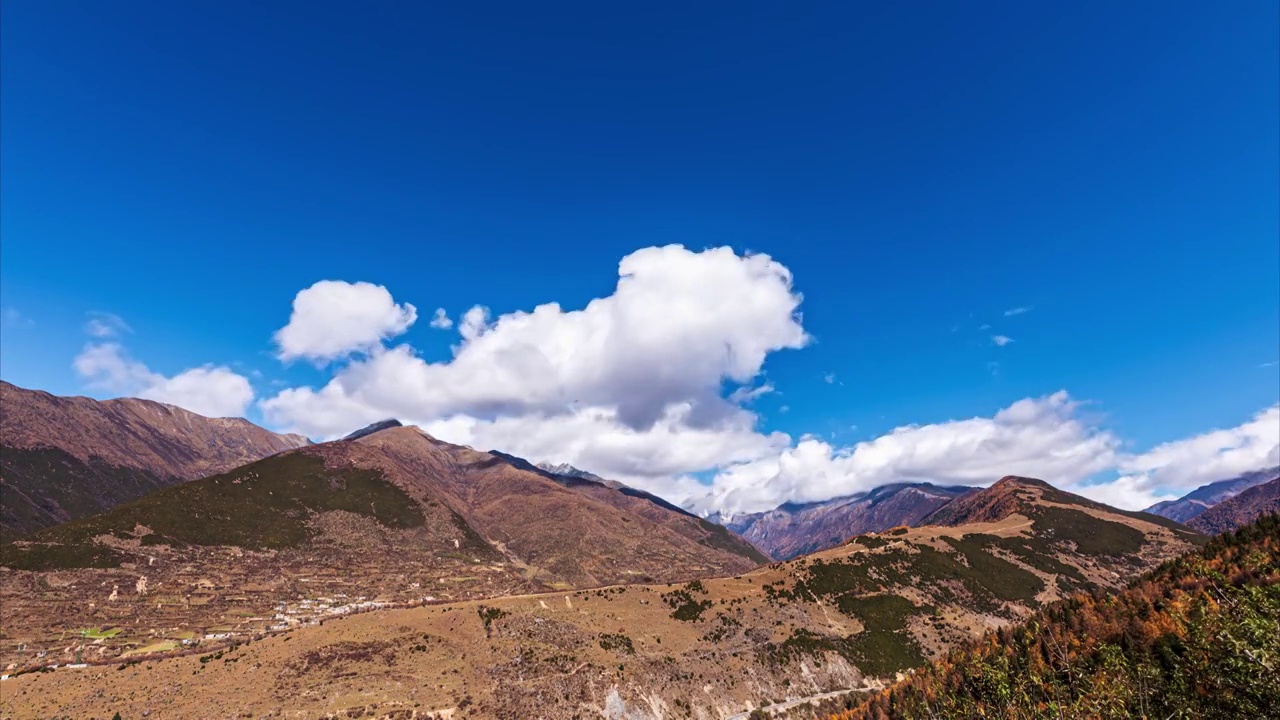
{"left": 2, "top": 1, "right": 1277, "bottom": 511}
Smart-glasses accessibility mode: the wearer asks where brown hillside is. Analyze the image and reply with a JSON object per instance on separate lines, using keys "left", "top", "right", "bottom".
{"left": 1188, "top": 475, "right": 1280, "bottom": 535}
{"left": 0, "top": 381, "right": 309, "bottom": 536}
{"left": 0, "top": 425, "right": 765, "bottom": 673}
{"left": 0, "top": 475, "right": 1200, "bottom": 718}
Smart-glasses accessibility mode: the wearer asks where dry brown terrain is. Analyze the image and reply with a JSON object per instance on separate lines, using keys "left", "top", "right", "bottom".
{"left": 0, "top": 426, "right": 765, "bottom": 674}
{"left": 0, "top": 478, "right": 1202, "bottom": 720}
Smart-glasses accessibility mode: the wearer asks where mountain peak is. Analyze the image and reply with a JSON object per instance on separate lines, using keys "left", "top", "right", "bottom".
{"left": 341, "top": 418, "right": 403, "bottom": 441}
{"left": 537, "top": 461, "right": 606, "bottom": 483}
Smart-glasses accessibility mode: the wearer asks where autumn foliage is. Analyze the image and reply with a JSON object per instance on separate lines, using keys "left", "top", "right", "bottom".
{"left": 829, "top": 514, "right": 1280, "bottom": 720}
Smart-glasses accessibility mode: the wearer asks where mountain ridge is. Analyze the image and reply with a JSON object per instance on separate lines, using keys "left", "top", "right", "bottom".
{"left": 714, "top": 482, "right": 975, "bottom": 560}
{"left": 1187, "top": 475, "right": 1280, "bottom": 535}
{"left": 0, "top": 381, "right": 310, "bottom": 536}
{"left": 1143, "top": 466, "right": 1279, "bottom": 523}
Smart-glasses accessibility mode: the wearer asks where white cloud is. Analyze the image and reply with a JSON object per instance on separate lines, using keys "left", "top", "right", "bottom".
{"left": 1072, "top": 475, "right": 1177, "bottom": 512}
{"left": 274, "top": 280, "right": 417, "bottom": 363}
{"left": 74, "top": 342, "right": 254, "bottom": 418}
{"left": 261, "top": 245, "right": 809, "bottom": 437}
{"left": 823, "top": 372, "right": 836, "bottom": 384}
{"left": 1004, "top": 306, "right": 1033, "bottom": 317}
{"left": 978, "top": 324, "right": 991, "bottom": 331}
{"left": 681, "top": 391, "right": 1121, "bottom": 514}
{"left": 429, "top": 308, "right": 454, "bottom": 330}
{"left": 1112, "top": 405, "right": 1280, "bottom": 504}
{"left": 85, "top": 311, "right": 131, "bottom": 338}
{"left": 728, "top": 383, "right": 775, "bottom": 404}
{"left": 250, "top": 244, "right": 1276, "bottom": 517}
{"left": 991, "top": 335, "right": 1014, "bottom": 347}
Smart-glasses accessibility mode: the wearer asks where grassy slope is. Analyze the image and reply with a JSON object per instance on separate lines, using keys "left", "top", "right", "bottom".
{"left": 0, "top": 452, "right": 430, "bottom": 570}
{"left": 828, "top": 514, "right": 1280, "bottom": 720}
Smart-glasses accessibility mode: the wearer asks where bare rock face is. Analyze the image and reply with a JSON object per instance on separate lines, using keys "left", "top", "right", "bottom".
{"left": 0, "top": 381, "right": 309, "bottom": 536}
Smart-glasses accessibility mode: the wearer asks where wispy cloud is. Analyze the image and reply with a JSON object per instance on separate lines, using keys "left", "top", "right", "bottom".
{"left": 1, "top": 308, "right": 34, "bottom": 329}
{"left": 978, "top": 323, "right": 991, "bottom": 331}
{"left": 84, "top": 311, "right": 131, "bottom": 338}
{"left": 1003, "top": 306, "right": 1033, "bottom": 317}
{"left": 1261, "top": 361, "right": 1278, "bottom": 368}
{"left": 822, "top": 372, "right": 836, "bottom": 384}
{"left": 729, "top": 383, "right": 775, "bottom": 404}
{"left": 991, "top": 335, "right": 1014, "bottom": 347}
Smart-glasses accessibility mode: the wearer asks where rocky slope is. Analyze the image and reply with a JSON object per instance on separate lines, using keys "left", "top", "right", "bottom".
{"left": 1, "top": 476, "right": 1202, "bottom": 719}
{"left": 0, "top": 424, "right": 765, "bottom": 672}
{"left": 715, "top": 483, "right": 974, "bottom": 560}
{"left": 1143, "top": 466, "right": 1279, "bottom": 523}
{"left": 0, "top": 381, "right": 309, "bottom": 536}
{"left": 1187, "top": 475, "right": 1280, "bottom": 535}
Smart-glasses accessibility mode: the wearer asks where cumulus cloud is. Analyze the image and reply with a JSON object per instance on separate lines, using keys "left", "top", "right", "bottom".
{"left": 991, "top": 335, "right": 1014, "bottom": 347}
{"left": 251, "top": 244, "right": 1276, "bottom": 516}
{"left": 85, "top": 311, "right": 131, "bottom": 338}
{"left": 1004, "top": 306, "right": 1033, "bottom": 317}
{"left": 274, "top": 280, "right": 417, "bottom": 363}
{"left": 74, "top": 342, "right": 254, "bottom": 418}
{"left": 429, "top": 308, "right": 453, "bottom": 329}
{"left": 1112, "top": 405, "right": 1280, "bottom": 503}
{"left": 261, "top": 245, "right": 809, "bottom": 436}
{"left": 680, "top": 391, "right": 1121, "bottom": 515}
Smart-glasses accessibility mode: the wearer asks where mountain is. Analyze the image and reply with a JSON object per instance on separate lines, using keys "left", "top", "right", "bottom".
{"left": 340, "top": 418, "right": 403, "bottom": 441}
{"left": 536, "top": 461, "right": 612, "bottom": 484}
{"left": 1187, "top": 475, "right": 1280, "bottom": 535}
{"left": 1143, "top": 466, "right": 1279, "bottom": 523}
{"left": 832, "top": 513, "right": 1280, "bottom": 720}
{"left": 922, "top": 475, "right": 1200, "bottom": 537}
{"left": 716, "top": 483, "right": 975, "bottom": 560}
{"left": 0, "top": 475, "right": 1202, "bottom": 719}
{"left": 0, "top": 424, "right": 766, "bottom": 673}
{"left": 0, "top": 381, "right": 310, "bottom": 536}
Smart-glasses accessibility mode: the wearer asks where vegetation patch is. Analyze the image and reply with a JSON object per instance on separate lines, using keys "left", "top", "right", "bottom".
{"left": 1033, "top": 506, "right": 1146, "bottom": 557}
{"left": 0, "top": 453, "right": 426, "bottom": 569}
{"left": 836, "top": 594, "right": 931, "bottom": 676}
{"left": 476, "top": 605, "right": 508, "bottom": 637}
{"left": 598, "top": 633, "right": 635, "bottom": 654}
{"left": 662, "top": 580, "right": 713, "bottom": 621}
{"left": 942, "top": 534, "right": 1045, "bottom": 603}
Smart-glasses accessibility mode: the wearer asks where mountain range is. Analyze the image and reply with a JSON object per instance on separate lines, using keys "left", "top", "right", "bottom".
{"left": 0, "top": 401, "right": 766, "bottom": 675}
{"left": 1186, "top": 475, "right": 1280, "bottom": 535}
{"left": 1143, "top": 466, "right": 1279, "bottom": 523}
{"left": 2, "top": 466, "right": 1203, "bottom": 717}
{"left": 711, "top": 483, "right": 975, "bottom": 560}
{"left": 1, "top": 383, "right": 1268, "bottom": 719}
{"left": 0, "top": 381, "right": 309, "bottom": 536}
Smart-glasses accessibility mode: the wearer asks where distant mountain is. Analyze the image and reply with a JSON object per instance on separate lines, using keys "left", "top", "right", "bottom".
{"left": 1187, "top": 475, "right": 1280, "bottom": 535}
{"left": 713, "top": 483, "right": 975, "bottom": 559}
{"left": 1143, "top": 467, "right": 1279, "bottom": 523}
{"left": 1, "top": 424, "right": 767, "bottom": 671}
{"left": 838, "top": 514, "right": 1279, "bottom": 720}
{"left": 0, "top": 381, "right": 309, "bottom": 536}
{"left": 536, "top": 461, "right": 610, "bottom": 484}
{"left": 5, "top": 474, "right": 1206, "bottom": 718}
